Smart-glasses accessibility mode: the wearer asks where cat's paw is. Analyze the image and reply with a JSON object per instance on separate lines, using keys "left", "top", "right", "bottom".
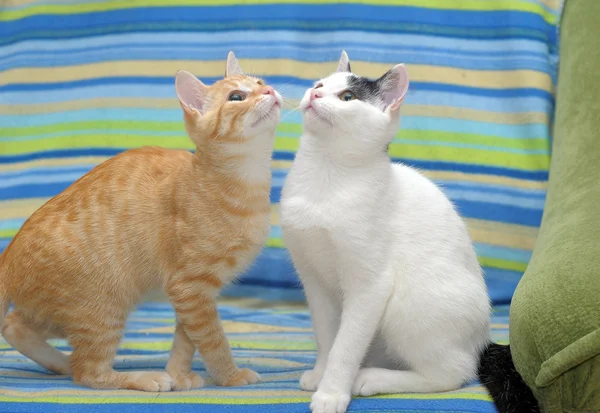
{"left": 222, "top": 368, "right": 261, "bottom": 386}
{"left": 310, "top": 390, "right": 351, "bottom": 413}
{"left": 170, "top": 371, "right": 204, "bottom": 391}
{"left": 300, "top": 369, "right": 323, "bottom": 391}
{"left": 352, "top": 368, "right": 381, "bottom": 397}
{"left": 126, "top": 371, "right": 175, "bottom": 392}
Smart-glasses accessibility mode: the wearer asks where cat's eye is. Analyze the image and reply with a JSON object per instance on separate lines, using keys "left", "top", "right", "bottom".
{"left": 339, "top": 91, "right": 357, "bottom": 101}
{"left": 228, "top": 92, "right": 245, "bottom": 102}
{"left": 314, "top": 83, "right": 323, "bottom": 89}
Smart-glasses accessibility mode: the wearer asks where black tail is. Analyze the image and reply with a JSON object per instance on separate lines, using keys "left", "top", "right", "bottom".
{"left": 477, "top": 342, "right": 540, "bottom": 413}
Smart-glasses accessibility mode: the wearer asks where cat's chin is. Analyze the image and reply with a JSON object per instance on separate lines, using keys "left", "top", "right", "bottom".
{"left": 248, "top": 104, "right": 280, "bottom": 132}
{"left": 303, "top": 107, "right": 333, "bottom": 127}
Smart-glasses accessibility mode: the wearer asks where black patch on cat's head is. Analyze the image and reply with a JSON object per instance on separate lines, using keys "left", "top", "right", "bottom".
{"left": 346, "top": 75, "right": 380, "bottom": 105}
{"left": 346, "top": 69, "right": 397, "bottom": 108}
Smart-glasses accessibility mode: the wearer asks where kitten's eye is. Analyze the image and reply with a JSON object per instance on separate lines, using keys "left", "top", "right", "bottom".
{"left": 228, "top": 92, "right": 245, "bottom": 102}
{"left": 339, "top": 91, "right": 357, "bottom": 101}
{"left": 314, "top": 83, "right": 323, "bottom": 89}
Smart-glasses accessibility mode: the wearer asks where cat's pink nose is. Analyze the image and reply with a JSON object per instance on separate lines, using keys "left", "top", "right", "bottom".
{"left": 310, "top": 89, "right": 322, "bottom": 101}
{"left": 263, "top": 86, "right": 275, "bottom": 95}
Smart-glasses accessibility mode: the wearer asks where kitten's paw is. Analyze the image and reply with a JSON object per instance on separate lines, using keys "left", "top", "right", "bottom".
{"left": 310, "top": 390, "right": 351, "bottom": 413}
{"left": 352, "top": 368, "right": 381, "bottom": 397}
{"left": 127, "top": 371, "right": 175, "bottom": 392}
{"left": 300, "top": 369, "right": 323, "bottom": 392}
{"left": 223, "top": 368, "right": 261, "bottom": 386}
{"left": 170, "top": 371, "right": 204, "bottom": 391}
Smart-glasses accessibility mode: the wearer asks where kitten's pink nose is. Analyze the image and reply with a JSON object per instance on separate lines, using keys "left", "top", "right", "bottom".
{"left": 310, "top": 89, "right": 322, "bottom": 101}
{"left": 263, "top": 86, "right": 275, "bottom": 96}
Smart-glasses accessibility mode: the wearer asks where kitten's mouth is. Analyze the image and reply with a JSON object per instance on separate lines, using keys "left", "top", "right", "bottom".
{"left": 304, "top": 105, "right": 332, "bottom": 125}
{"left": 251, "top": 102, "right": 280, "bottom": 127}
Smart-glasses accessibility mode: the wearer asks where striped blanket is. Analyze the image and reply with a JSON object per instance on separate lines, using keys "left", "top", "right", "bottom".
{"left": 1, "top": 0, "right": 560, "bottom": 411}
{"left": 0, "top": 0, "right": 561, "bottom": 305}
{"left": 0, "top": 299, "right": 510, "bottom": 412}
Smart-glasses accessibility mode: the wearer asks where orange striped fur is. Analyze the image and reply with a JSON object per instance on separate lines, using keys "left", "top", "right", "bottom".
{"left": 0, "top": 52, "right": 281, "bottom": 392}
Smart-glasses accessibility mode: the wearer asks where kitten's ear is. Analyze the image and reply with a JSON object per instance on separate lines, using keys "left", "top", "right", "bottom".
{"left": 378, "top": 64, "right": 409, "bottom": 112}
{"left": 336, "top": 50, "right": 351, "bottom": 73}
{"left": 226, "top": 51, "right": 244, "bottom": 77}
{"left": 175, "top": 70, "right": 208, "bottom": 117}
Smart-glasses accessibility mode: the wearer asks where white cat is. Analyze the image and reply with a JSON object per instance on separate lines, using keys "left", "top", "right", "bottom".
{"left": 280, "top": 51, "right": 491, "bottom": 413}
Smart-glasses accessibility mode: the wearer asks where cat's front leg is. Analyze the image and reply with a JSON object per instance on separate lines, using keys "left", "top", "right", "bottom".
{"left": 300, "top": 278, "right": 340, "bottom": 391}
{"left": 311, "top": 262, "right": 392, "bottom": 413}
{"left": 167, "top": 275, "right": 260, "bottom": 387}
{"left": 165, "top": 319, "right": 204, "bottom": 390}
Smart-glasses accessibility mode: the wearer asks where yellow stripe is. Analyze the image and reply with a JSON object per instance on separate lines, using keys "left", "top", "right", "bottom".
{"left": 0, "top": 60, "right": 553, "bottom": 91}
{"left": 466, "top": 218, "right": 538, "bottom": 250}
{"left": 0, "top": 157, "right": 292, "bottom": 172}
{"left": 0, "top": 98, "right": 177, "bottom": 115}
{"left": 0, "top": 391, "right": 490, "bottom": 404}
{"left": 404, "top": 105, "right": 550, "bottom": 125}
{"left": 424, "top": 170, "right": 548, "bottom": 190}
{"left": 0, "top": 156, "right": 109, "bottom": 172}
{"left": 0, "top": 0, "right": 558, "bottom": 24}
{"left": 0, "top": 198, "right": 49, "bottom": 219}
{"left": 0, "top": 100, "right": 551, "bottom": 126}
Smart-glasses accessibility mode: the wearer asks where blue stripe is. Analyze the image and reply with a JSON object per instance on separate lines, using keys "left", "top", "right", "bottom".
{"left": 0, "top": 109, "right": 547, "bottom": 133}
{"left": 0, "top": 76, "right": 553, "bottom": 100}
{"left": 0, "top": 32, "right": 552, "bottom": 56}
{"left": 0, "top": 6, "right": 553, "bottom": 34}
{"left": 438, "top": 181, "right": 546, "bottom": 199}
{"left": 456, "top": 199, "right": 542, "bottom": 227}
{"left": 475, "top": 242, "right": 532, "bottom": 263}
{"left": 0, "top": 25, "right": 554, "bottom": 48}
{"left": 0, "top": 86, "right": 553, "bottom": 113}
{"left": 0, "top": 51, "right": 553, "bottom": 74}
{"left": 444, "top": 188, "right": 545, "bottom": 209}
{"left": 0, "top": 219, "right": 24, "bottom": 231}
{"left": 0, "top": 400, "right": 497, "bottom": 413}
{"left": 0, "top": 149, "right": 550, "bottom": 180}
{"left": 0, "top": 165, "right": 95, "bottom": 178}
{"left": 0, "top": 172, "right": 88, "bottom": 189}
{"left": 0, "top": 41, "right": 552, "bottom": 62}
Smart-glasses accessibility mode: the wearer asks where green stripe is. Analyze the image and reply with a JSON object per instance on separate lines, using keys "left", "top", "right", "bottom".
{"left": 2, "top": 120, "right": 184, "bottom": 137}
{"left": 396, "top": 130, "right": 550, "bottom": 152}
{"left": 0, "top": 136, "right": 550, "bottom": 171}
{"left": 3, "top": 121, "right": 296, "bottom": 139}
{"left": 0, "top": 0, "right": 557, "bottom": 23}
{"left": 1, "top": 134, "right": 300, "bottom": 154}
{"left": 479, "top": 256, "right": 528, "bottom": 273}
{"left": 3, "top": 123, "right": 549, "bottom": 152}
{"left": 388, "top": 143, "right": 550, "bottom": 171}
{"left": 0, "top": 135, "right": 194, "bottom": 154}
{"left": 0, "top": 229, "right": 17, "bottom": 238}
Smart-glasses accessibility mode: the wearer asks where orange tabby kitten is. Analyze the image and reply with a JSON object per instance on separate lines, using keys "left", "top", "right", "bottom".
{"left": 0, "top": 52, "right": 282, "bottom": 392}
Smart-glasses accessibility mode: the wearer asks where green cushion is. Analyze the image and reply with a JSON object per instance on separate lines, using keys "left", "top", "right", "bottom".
{"left": 509, "top": 0, "right": 600, "bottom": 411}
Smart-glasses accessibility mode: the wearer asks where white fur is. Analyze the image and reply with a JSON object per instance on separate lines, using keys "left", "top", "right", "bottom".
{"left": 280, "top": 64, "right": 491, "bottom": 413}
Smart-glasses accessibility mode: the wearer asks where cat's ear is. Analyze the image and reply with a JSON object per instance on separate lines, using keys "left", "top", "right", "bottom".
{"left": 336, "top": 50, "right": 351, "bottom": 73}
{"left": 378, "top": 64, "right": 409, "bottom": 112}
{"left": 175, "top": 70, "right": 208, "bottom": 117}
{"left": 225, "top": 51, "right": 244, "bottom": 77}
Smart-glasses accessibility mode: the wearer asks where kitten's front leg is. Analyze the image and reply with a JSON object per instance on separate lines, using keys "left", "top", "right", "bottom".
{"left": 165, "top": 320, "right": 204, "bottom": 390}
{"left": 300, "top": 279, "right": 340, "bottom": 391}
{"left": 167, "top": 276, "right": 260, "bottom": 387}
{"left": 311, "top": 262, "right": 391, "bottom": 413}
